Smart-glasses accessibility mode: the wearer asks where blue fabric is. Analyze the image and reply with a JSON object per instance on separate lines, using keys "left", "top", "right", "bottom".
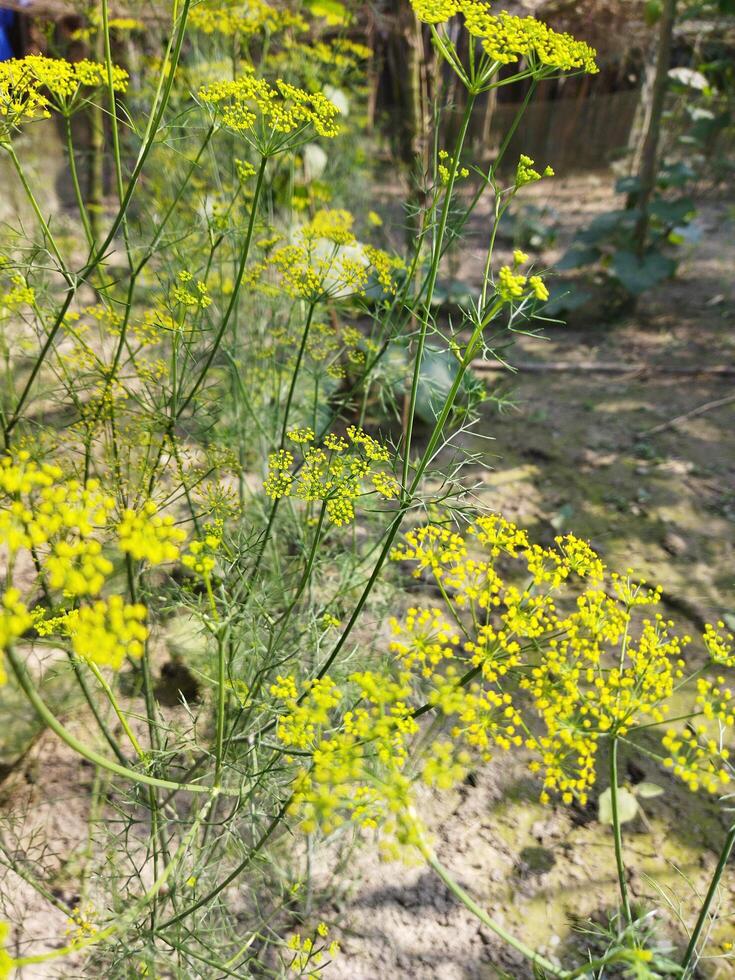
{"left": 0, "top": 9, "right": 16, "bottom": 62}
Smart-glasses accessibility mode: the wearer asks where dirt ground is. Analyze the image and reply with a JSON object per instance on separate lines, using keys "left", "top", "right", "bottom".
{"left": 313, "top": 178, "right": 735, "bottom": 979}
{"left": 2, "top": 173, "right": 734, "bottom": 977}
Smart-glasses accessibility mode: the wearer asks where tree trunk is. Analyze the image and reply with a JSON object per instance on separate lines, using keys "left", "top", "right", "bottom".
{"left": 631, "top": 0, "right": 677, "bottom": 255}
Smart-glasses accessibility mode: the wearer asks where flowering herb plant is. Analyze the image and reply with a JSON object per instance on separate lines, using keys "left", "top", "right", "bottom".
{"left": 0, "top": 1, "right": 730, "bottom": 978}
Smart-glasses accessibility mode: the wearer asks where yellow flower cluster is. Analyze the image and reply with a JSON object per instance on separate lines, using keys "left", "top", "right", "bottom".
{"left": 411, "top": 2, "right": 598, "bottom": 76}
{"left": 286, "top": 924, "right": 340, "bottom": 973}
{"left": 1, "top": 274, "right": 35, "bottom": 311}
{"left": 411, "top": 0, "right": 463, "bottom": 24}
{"left": 190, "top": 0, "right": 307, "bottom": 38}
{"left": 35, "top": 597, "right": 148, "bottom": 670}
{"left": 68, "top": 598, "right": 148, "bottom": 670}
{"left": 390, "top": 523, "right": 468, "bottom": 575}
{"left": 662, "top": 726, "right": 731, "bottom": 794}
{"left": 0, "top": 922, "right": 14, "bottom": 979}
{"left": 438, "top": 149, "right": 469, "bottom": 185}
{"left": 182, "top": 522, "right": 223, "bottom": 577}
{"left": 262, "top": 214, "right": 401, "bottom": 301}
{"left": 0, "top": 455, "right": 184, "bottom": 678}
{"left": 282, "top": 37, "right": 372, "bottom": 73}
{"left": 497, "top": 265, "right": 548, "bottom": 304}
{"left": 199, "top": 69, "right": 340, "bottom": 144}
{"left": 171, "top": 271, "right": 212, "bottom": 309}
{"left": 275, "top": 517, "right": 735, "bottom": 854}
{"left": 117, "top": 501, "right": 185, "bottom": 565}
{"left": 471, "top": 11, "right": 598, "bottom": 74}
{"left": 0, "top": 456, "right": 116, "bottom": 596}
{"left": 301, "top": 209, "right": 356, "bottom": 245}
{"left": 272, "top": 670, "right": 424, "bottom": 847}
{"left": 389, "top": 607, "right": 458, "bottom": 677}
{"left": 264, "top": 427, "right": 399, "bottom": 525}
{"left": 703, "top": 621, "right": 735, "bottom": 667}
{"left": 515, "top": 153, "right": 554, "bottom": 188}
{"left": 0, "top": 56, "right": 128, "bottom": 135}
{"left": 45, "top": 538, "right": 113, "bottom": 597}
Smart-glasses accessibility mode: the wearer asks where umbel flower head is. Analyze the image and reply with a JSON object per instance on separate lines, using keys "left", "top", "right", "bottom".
{"left": 190, "top": 0, "right": 308, "bottom": 38}
{"left": 199, "top": 67, "right": 340, "bottom": 153}
{"left": 0, "top": 453, "right": 182, "bottom": 679}
{"left": 410, "top": 0, "right": 598, "bottom": 92}
{"left": 259, "top": 209, "right": 402, "bottom": 302}
{"left": 273, "top": 514, "right": 734, "bottom": 855}
{"left": 0, "top": 56, "right": 128, "bottom": 138}
{"left": 264, "top": 426, "right": 399, "bottom": 525}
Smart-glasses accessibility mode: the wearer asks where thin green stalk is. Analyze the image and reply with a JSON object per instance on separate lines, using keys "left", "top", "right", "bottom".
{"left": 4, "top": 143, "right": 73, "bottom": 279}
{"left": 5, "top": 646, "right": 229, "bottom": 796}
{"left": 279, "top": 301, "right": 316, "bottom": 448}
{"left": 175, "top": 154, "right": 268, "bottom": 419}
{"left": 64, "top": 115, "right": 96, "bottom": 250}
{"left": 680, "top": 821, "right": 735, "bottom": 977}
{"left": 204, "top": 577, "right": 228, "bottom": 789}
{"left": 609, "top": 737, "right": 633, "bottom": 925}
{"left": 65, "top": 650, "right": 129, "bottom": 764}
{"left": 401, "top": 93, "right": 476, "bottom": 491}
{"left": 85, "top": 659, "right": 146, "bottom": 758}
{"left": 424, "top": 847, "right": 567, "bottom": 977}
{"left": 100, "top": 0, "right": 126, "bottom": 213}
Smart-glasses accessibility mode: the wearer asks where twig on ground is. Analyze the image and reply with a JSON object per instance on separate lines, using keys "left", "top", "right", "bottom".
{"left": 639, "top": 393, "right": 735, "bottom": 437}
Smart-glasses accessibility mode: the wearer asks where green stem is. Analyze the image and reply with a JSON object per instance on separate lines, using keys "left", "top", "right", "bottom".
{"left": 424, "top": 848, "right": 566, "bottom": 977}
{"left": 680, "top": 821, "right": 735, "bottom": 977}
{"left": 175, "top": 154, "right": 268, "bottom": 419}
{"left": 609, "top": 737, "right": 633, "bottom": 925}
{"left": 6, "top": 646, "right": 226, "bottom": 796}
{"left": 4, "top": 143, "right": 72, "bottom": 278}
{"left": 279, "top": 302, "right": 316, "bottom": 448}
{"left": 86, "top": 659, "right": 146, "bottom": 759}
{"left": 401, "top": 93, "right": 476, "bottom": 491}
{"left": 64, "top": 115, "right": 95, "bottom": 250}
{"left": 65, "top": 650, "right": 129, "bottom": 764}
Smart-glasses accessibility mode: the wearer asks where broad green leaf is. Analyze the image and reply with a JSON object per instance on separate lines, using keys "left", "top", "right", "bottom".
{"left": 579, "top": 209, "right": 639, "bottom": 245}
{"left": 556, "top": 244, "right": 600, "bottom": 270}
{"left": 649, "top": 197, "right": 695, "bottom": 226}
{"left": 598, "top": 786, "right": 639, "bottom": 825}
{"left": 615, "top": 175, "right": 641, "bottom": 195}
{"left": 612, "top": 250, "right": 676, "bottom": 296}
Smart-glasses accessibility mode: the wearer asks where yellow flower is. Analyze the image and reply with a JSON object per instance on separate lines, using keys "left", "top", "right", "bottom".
{"left": 68, "top": 597, "right": 148, "bottom": 670}
{"left": 117, "top": 502, "right": 186, "bottom": 565}
{"left": 0, "top": 56, "right": 127, "bottom": 136}
{"left": 200, "top": 69, "right": 340, "bottom": 148}
{"left": 703, "top": 621, "right": 735, "bottom": 667}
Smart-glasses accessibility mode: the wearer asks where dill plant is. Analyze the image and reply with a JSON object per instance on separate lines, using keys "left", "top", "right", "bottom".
{"left": 0, "top": 1, "right": 731, "bottom": 978}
